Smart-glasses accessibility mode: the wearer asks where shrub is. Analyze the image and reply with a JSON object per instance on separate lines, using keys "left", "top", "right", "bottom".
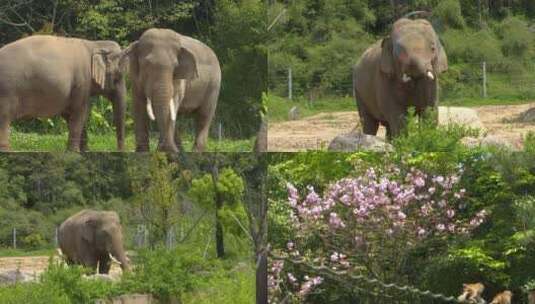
{"left": 119, "top": 247, "right": 217, "bottom": 302}
{"left": 435, "top": 0, "right": 465, "bottom": 29}
{"left": 496, "top": 16, "right": 533, "bottom": 59}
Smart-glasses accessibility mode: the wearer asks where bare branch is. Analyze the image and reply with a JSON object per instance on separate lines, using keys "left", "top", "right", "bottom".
{"left": 0, "top": 16, "right": 28, "bottom": 27}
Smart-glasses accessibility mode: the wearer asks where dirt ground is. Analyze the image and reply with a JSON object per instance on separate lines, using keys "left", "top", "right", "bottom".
{"left": 0, "top": 255, "right": 122, "bottom": 279}
{"left": 268, "top": 103, "right": 535, "bottom": 151}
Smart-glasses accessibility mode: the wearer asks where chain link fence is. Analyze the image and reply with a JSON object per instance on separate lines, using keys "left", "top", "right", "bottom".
{"left": 270, "top": 61, "right": 535, "bottom": 102}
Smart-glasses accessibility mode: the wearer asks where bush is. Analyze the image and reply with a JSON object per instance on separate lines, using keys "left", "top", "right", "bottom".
{"left": 119, "top": 247, "right": 218, "bottom": 302}
{"left": 0, "top": 283, "right": 70, "bottom": 304}
{"left": 392, "top": 110, "right": 479, "bottom": 154}
{"left": 496, "top": 16, "right": 533, "bottom": 59}
{"left": 435, "top": 0, "right": 465, "bottom": 29}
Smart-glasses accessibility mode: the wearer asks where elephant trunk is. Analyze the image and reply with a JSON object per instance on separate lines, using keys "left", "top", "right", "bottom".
{"left": 112, "top": 79, "right": 127, "bottom": 151}
{"left": 146, "top": 71, "right": 177, "bottom": 152}
{"left": 110, "top": 234, "right": 130, "bottom": 271}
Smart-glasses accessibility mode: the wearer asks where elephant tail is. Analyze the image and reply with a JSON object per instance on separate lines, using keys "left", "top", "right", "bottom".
{"left": 146, "top": 98, "right": 156, "bottom": 120}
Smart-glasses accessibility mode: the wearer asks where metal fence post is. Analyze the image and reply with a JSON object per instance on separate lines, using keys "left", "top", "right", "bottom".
{"left": 288, "top": 67, "right": 293, "bottom": 100}
{"left": 55, "top": 226, "right": 59, "bottom": 247}
{"left": 13, "top": 228, "right": 16, "bottom": 249}
{"left": 218, "top": 122, "right": 222, "bottom": 143}
{"left": 482, "top": 61, "right": 487, "bottom": 98}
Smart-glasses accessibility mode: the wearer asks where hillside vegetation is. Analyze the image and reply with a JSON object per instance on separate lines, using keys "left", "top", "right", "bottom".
{"left": 269, "top": 0, "right": 535, "bottom": 103}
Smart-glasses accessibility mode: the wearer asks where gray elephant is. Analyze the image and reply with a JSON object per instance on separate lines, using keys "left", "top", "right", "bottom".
{"left": 353, "top": 15, "right": 448, "bottom": 139}
{"left": 121, "top": 28, "right": 221, "bottom": 152}
{"left": 58, "top": 210, "right": 130, "bottom": 274}
{"left": 0, "top": 35, "right": 128, "bottom": 152}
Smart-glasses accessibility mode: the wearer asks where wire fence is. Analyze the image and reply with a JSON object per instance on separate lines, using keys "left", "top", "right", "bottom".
{"left": 269, "top": 61, "right": 535, "bottom": 102}
{"left": 0, "top": 223, "right": 191, "bottom": 251}
{"left": 270, "top": 252, "right": 476, "bottom": 304}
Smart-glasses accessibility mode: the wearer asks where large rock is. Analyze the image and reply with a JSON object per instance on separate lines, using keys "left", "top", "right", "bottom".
{"left": 461, "top": 135, "right": 515, "bottom": 150}
{"left": 439, "top": 107, "right": 485, "bottom": 130}
{"left": 328, "top": 132, "right": 393, "bottom": 152}
{"left": 512, "top": 107, "right": 535, "bottom": 123}
{"left": 0, "top": 269, "right": 37, "bottom": 285}
{"left": 83, "top": 273, "right": 121, "bottom": 282}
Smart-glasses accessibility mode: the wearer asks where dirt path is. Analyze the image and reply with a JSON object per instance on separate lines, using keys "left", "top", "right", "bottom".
{"left": 268, "top": 103, "right": 535, "bottom": 151}
{"left": 0, "top": 255, "right": 122, "bottom": 279}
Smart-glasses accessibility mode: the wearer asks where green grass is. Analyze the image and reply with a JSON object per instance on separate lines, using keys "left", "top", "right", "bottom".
{"left": 0, "top": 248, "right": 55, "bottom": 257}
{"left": 9, "top": 132, "right": 254, "bottom": 152}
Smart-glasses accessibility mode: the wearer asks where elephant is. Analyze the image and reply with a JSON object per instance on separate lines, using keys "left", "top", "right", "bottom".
{"left": 353, "top": 14, "right": 448, "bottom": 139}
{"left": 0, "top": 35, "right": 128, "bottom": 152}
{"left": 58, "top": 209, "right": 130, "bottom": 274}
{"left": 121, "top": 28, "right": 221, "bottom": 152}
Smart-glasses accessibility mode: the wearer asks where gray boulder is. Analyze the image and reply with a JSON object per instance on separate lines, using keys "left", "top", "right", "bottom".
{"left": 461, "top": 135, "right": 515, "bottom": 150}
{"left": 439, "top": 107, "right": 485, "bottom": 130}
{"left": 328, "top": 133, "right": 393, "bottom": 152}
{"left": 0, "top": 269, "right": 36, "bottom": 285}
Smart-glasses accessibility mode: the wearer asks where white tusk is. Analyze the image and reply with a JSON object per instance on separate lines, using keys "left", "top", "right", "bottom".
{"left": 169, "top": 98, "right": 177, "bottom": 121}
{"left": 109, "top": 253, "right": 122, "bottom": 265}
{"left": 402, "top": 74, "right": 412, "bottom": 83}
{"left": 427, "top": 71, "right": 435, "bottom": 80}
{"left": 146, "top": 98, "right": 156, "bottom": 121}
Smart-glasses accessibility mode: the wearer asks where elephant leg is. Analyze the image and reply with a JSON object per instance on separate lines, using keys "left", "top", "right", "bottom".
{"left": 133, "top": 88, "right": 150, "bottom": 152}
{"left": 357, "top": 104, "right": 379, "bottom": 136}
{"left": 80, "top": 127, "right": 89, "bottom": 152}
{"left": 0, "top": 97, "right": 14, "bottom": 151}
{"left": 385, "top": 109, "right": 408, "bottom": 140}
{"left": 98, "top": 254, "right": 111, "bottom": 274}
{"left": 66, "top": 93, "right": 90, "bottom": 152}
{"left": 62, "top": 112, "right": 87, "bottom": 152}
{"left": 0, "top": 117, "right": 11, "bottom": 152}
{"left": 193, "top": 101, "right": 216, "bottom": 153}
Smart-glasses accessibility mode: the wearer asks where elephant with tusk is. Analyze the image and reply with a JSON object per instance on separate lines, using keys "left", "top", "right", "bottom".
{"left": 58, "top": 210, "right": 130, "bottom": 274}
{"left": 353, "top": 13, "right": 448, "bottom": 139}
{"left": 121, "top": 28, "right": 221, "bottom": 152}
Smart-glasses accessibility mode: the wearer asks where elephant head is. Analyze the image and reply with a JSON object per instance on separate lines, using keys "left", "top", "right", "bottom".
{"left": 84, "top": 211, "right": 130, "bottom": 272}
{"left": 89, "top": 41, "right": 129, "bottom": 151}
{"left": 59, "top": 210, "right": 130, "bottom": 274}
{"left": 122, "top": 29, "right": 199, "bottom": 152}
{"left": 380, "top": 18, "right": 448, "bottom": 84}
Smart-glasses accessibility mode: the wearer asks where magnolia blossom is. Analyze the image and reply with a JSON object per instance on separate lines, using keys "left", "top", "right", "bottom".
{"left": 298, "top": 276, "right": 323, "bottom": 297}
{"left": 273, "top": 167, "right": 487, "bottom": 303}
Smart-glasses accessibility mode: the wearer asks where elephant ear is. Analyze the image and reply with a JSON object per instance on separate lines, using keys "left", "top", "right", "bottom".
{"left": 81, "top": 218, "right": 96, "bottom": 245}
{"left": 435, "top": 39, "right": 448, "bottom": 74}
{"left": 380, "top": 37, "right": 395, "bottom": 77}
{"left": 92, "top": 50, "right": 108, "bottom": 90}
{"left": 175, "top": 47, "right": 199, "bottom": 80}
{"left": 118, "top": 41, "right": 138, "bottom": 74}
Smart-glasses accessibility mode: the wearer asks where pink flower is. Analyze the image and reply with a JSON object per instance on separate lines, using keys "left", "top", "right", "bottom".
{"left": 287, "top": 241, "right": 294, "bottom": 251}
{"left": 446, "top": 209, "right": 455, "bottom": 218}
{"left": 329, "top": 212, "right": 346, "bottom": 229}
{"left": 436, "top": 223, "right": 446, "bottom": 232}
{"left": 417, "top": 228, "right": 426, "bottom": 237}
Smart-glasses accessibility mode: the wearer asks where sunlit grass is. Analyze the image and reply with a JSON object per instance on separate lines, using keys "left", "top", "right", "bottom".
{"left": 9, "top": 132, "right": 254, "bottom": 152}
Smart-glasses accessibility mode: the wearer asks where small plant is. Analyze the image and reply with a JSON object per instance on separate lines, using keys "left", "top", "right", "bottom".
{"left": 524, "top": 279, "right": 535, "bottom": 292}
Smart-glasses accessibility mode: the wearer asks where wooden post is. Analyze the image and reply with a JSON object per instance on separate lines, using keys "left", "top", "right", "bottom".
{"left": 218, "top": 122, "right": 222, "bottom": 143}
{"left": 288, "top": 67, "right": 293, "bottom": 100}
{"left": 482, "top": 61, "right": 487, "bottom": 99}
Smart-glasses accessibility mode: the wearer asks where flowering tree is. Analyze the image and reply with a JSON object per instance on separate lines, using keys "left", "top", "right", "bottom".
{"left": 269, "top": 167, "right": 487, "bottom": 303}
